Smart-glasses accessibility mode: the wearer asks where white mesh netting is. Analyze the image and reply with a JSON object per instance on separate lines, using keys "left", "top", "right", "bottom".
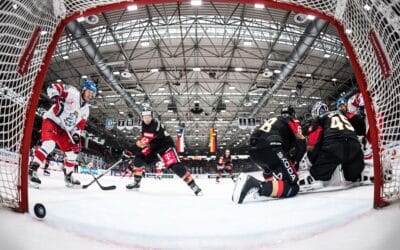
{"left": 0, "top": 0, "right": 60, "bottom": 209}
{"left": 0, "top": 0, "right": 399, "bottom": 210}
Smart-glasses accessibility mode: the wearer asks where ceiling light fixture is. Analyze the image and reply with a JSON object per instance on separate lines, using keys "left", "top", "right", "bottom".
{"left": 363, "top": 4, "right": 371, "bottom": 11}
{"left": 191, "top": 0, "right": 202, "bottom": 6}
{"left": 141, "top": 41, "right": 150, "bottom": 47}
{"left": 127, "top": 4, "right": 138, "bottom": 11}
{"left": 306, "top": 15, "right": 316, "bottom": 20}
{"left": 243, "top": 41, "right": 252, "bottom": 46}
{"left": 345, "top": 29, "right": 352, "bottom": 34}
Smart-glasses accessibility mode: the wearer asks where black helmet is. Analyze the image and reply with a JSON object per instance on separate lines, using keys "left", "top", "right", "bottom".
{"left": 141, "top": 106, "right": 153, "bottom": 117}
{"left": 281, "top": 105, "right": 295, "bottom": 116}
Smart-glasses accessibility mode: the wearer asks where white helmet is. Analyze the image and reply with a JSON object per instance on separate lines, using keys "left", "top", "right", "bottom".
{"left": 311, "top": 101, "right": 328, "bottom": 118}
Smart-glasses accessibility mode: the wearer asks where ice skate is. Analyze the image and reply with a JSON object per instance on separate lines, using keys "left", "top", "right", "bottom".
{"left": 63, "top": 168, "right": 81, "bottom": 188}
{"left": 189, "top": 182, "right": 203, "bottom": 196}
{"left": 232, "top": 174, "right": 262, "bottom": 204}
{"left": 360, "top": 165, "right": 374, "bottom": 184}
{"left": 126, "top": 180, "right": 141, "bottom": 190}
{"left": 43, "top": 169, "right": 51, "bottom": 176}
{"left": 298, "top": 171, "right": 324, "bottom": 193}
{"left": 29, "top": 162, "right": 41, "bottom": 188}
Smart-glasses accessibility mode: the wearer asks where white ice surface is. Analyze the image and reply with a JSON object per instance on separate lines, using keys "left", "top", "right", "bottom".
{"left": 1, "top": 171, "right": 400, "bottom": 250}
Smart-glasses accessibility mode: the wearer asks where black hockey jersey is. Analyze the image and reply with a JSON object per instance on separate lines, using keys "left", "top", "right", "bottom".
{"left": 343, "top": 111, "right": 366, "bottom": 136}
{"left": 308, "top": 110, "right": 358, "bottom": 147}
{"left": 251, "top": 115, "right": 302, "bottom": 153}
{"left": 139, "top": 118, "right": 174, "bottom": 154}
{"left": 218, "top": 154, "right": 232, "bottom": 166}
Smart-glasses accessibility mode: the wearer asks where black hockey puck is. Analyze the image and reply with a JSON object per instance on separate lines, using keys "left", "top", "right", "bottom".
{"left": 33, "top": 203, "right": 46, "bottom": 219}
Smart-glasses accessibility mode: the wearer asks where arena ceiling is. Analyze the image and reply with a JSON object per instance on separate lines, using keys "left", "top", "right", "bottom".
{"left": 41, "top": 2, "right": 358, "bottom": 153}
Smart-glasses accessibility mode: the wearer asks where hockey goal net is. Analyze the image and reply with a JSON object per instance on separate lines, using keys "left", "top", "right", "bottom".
{"left": 0, "top": 0, "right": 398, "bottom": 211}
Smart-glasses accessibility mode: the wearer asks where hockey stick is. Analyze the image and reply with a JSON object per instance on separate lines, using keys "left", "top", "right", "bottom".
{"left": 59, "top": 118, "right": 77, "bottom": 145}
{"left": 90, "top": 174, "right": 116, "bottom": 190}
{"left": 82, "top": 159, "right": 122, "bottom": 189}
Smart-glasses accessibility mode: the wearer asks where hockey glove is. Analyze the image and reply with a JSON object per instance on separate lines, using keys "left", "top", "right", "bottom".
{"left": 51, "top": 96, "right": 65, "bottom": 117}
{"left": 72, "top": 133, "right": 80, "bottom": 144}
{"left": 141, "top": 147, "right": 152, "bottom": 157}
{"left": 122, "top": 150, "right": 133, "bottom": 161}
{"left": 136, "top": 140, "right": 148, "bottom": 149}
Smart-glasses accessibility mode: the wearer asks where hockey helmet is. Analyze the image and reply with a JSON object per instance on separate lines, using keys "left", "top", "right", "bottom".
{"left": 141, "top": 106, "right": 153, "bottom": 117}
{"left": 336, "top": 97, "right": 347, "bottom": 110}
{"left": 281, "top": 105, "right": 296, "bottom": 116}
{"left": 311, "top": 101, "right": 328, "bottom": 118}
{"left": 81, "top": 80, "right": 97, "bottom": 96}
{"left": 225, "top": 149, "right": 230, "bottom": 155}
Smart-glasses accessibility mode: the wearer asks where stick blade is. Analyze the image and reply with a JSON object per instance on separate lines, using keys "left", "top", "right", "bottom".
{"left": 100, "top": 185, "right": 116, "bottom": 191}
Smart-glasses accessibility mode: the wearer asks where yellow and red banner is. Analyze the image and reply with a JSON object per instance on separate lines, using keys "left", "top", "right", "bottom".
{"left": 209, "top": 128, "right": 216, "bottom": 153}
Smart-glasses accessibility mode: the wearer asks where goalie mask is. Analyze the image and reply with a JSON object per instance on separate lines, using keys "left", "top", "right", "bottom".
{"left": 311, "top": 101, "right": 328, "bottom": 118}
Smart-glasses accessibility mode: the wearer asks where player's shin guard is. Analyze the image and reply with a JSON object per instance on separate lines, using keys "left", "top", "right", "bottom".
{"left": 260, "top": 179, "right": 299, "bottom": 198}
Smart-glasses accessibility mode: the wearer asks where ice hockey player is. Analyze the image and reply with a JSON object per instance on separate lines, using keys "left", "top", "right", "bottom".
{"left": 336, "top": 97, "right": 366, "bottom": 138}
{"left": 216, "top": 149, "right": 235, "bottom": 183}
{"left": 29, "top": 80, "right": 97, "bottom": 187}
{"left": 306, "top": 101, "right": 365, "bottom": 186}
{"left": 122, "top": 106, "right": 202, "bottom": 195}
{"left": 232, "top": 105, "right": 306, "bottom": 204}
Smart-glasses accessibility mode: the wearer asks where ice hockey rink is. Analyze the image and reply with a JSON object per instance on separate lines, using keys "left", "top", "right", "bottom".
{"left": 1, "top": 170, "right": 400, "bottom": 250}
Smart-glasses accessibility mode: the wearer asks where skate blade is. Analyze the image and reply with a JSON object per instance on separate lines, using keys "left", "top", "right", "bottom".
{"left": 195, "top": 190, "right": 204, "bottom": 196}
{"left": 232, "top": 173, "right": 248, "bottom": 203}
{"left": 29, "top": 182, "right": 40, "bottom": 189}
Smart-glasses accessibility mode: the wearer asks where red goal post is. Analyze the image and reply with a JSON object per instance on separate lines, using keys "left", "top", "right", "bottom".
{"left": 0, "top": 0, "right": 398, "bottom": 211}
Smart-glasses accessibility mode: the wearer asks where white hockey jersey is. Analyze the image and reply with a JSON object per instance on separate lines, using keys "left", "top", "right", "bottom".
{"left": 43, "top": 83, "right": 90, "bottom": 136}
{"left": 347, "top": 92, "right": 364, "bottom": 114}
